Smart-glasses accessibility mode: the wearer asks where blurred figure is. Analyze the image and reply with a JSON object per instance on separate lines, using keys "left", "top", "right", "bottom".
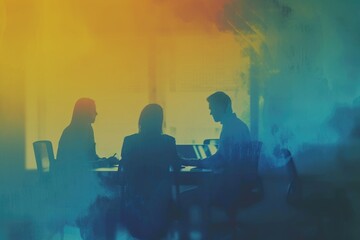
{"left": 181, "top": 91, "right": 251, "bottom": 237}
{"left": 200, "top": 91, "right": 250, "bottom": 168}
{"left": 120, "top": 104, "right": 181, "bottom": 239}
{"left": 183, "top": 91, "right": 251, "bottom": 171}
{"left": 55, "top": 98, "right": 117, "bottom": 238}
{"left": 57, "top": 98, "right": 117, "bottom": 170}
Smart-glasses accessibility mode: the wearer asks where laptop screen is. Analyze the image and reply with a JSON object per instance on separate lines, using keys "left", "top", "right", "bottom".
{"left": 207, "top": 145, "right": 217, "bottom": 155}
{"left": 176, "top": 144, "right": 209, "bottom": 159}
{"left": 176, "top": 145, "right": 197, "bottom": 159}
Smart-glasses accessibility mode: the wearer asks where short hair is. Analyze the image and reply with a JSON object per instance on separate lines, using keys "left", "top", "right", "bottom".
{"left": 207, "top": 91, "right": 232, "bottom": 110}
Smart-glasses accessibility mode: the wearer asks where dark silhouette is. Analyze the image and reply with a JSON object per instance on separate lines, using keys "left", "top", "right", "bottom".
{"left": 183, "top": 90, "right": 251, "bottom": 166}
{"left": 285, "top": 149, "right": 352, "bottom": 240}
{"left": 184, "top": 91, "right": 251, "bottom": 168}
{"left": 120, "top": 104, "right": 181, "bottom": 239}
{"left": 204, "top": 91, "right": 251, "bottom": 165}
{"left": 181, "top": 91, "right": 253, "bottom": 236}
{"left": 57, "top": 98, "right": 117, "bottom": 170}
{"left": 54, "top": 98, "right": 117, "bottom": 239}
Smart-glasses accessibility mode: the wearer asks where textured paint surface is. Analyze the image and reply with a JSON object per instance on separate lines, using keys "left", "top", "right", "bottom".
{"left": 1, "top": 0, "right": 360, "bottom": 173}
{"left": 1, "top": 1, "right": 360, "bottom": 239}
{"left": 1, "top": 0, "right": 251, "bottom": 169}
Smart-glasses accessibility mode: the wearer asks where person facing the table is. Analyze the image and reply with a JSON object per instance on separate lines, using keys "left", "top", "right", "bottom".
{"left": 120, "top": 103, "right": 181, "bottom": 239}
{"left": 54, "top": 98, "right": 118, "bottom": 228}
{"left": 184, "top": 91, "right": 251, "bottom": 169}
{"left": 181, "top": 91, "right": 251, "bottom": 237}
{"left": 56, "top": 97, "right": 118, "bottom": 170}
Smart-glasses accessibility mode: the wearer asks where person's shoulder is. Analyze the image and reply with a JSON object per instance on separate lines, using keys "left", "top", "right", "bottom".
{"left": 122, "top": 134, "right": 140, "bottom": 153}
{"left": 232, "top": 116, "right": 250, "bottom": 135}
{"left": 233, "top": 116, "right": 248, "bottom": 128}
{"left": 63, "top": 124, "right": 92, "bottom": 134}
{"left": 60, "top": 125, "right": 73, "bottom": 138}
{"left": 161, "top": 134, "right": 176, "bottom": 143}
{"left": 123, "top": 133, "right": 140, "bottom": 142}
{"left": 60, "top": 126, "right": 68, "bottom": 135}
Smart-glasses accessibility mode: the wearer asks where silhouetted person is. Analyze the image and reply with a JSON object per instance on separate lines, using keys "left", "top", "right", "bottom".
{"left": 181, "top": 91, "right": 251, "bottom": 236}
{"left": 120, "top": 104, "right": 181, "bottom": 239}
{"left": 57, "top": 98, "right": 117, "bottom": 170}
{"left": 54, "top": 98, "right": 117, "bottom": 238}
{"left": 202, "top": 91, "right": 250, "bottom": 168}
{"left": 183, "top": 91, "right": 250, "bottom": 169}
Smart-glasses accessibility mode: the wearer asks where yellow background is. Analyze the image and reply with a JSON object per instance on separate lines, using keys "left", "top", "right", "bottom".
{"left": 0, "top": 0, "right": 252, "bottom": 169}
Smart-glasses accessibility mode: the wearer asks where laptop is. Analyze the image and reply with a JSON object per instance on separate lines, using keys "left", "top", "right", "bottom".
{"left": 176, "top": 144, "right": 211, "bottom": 160}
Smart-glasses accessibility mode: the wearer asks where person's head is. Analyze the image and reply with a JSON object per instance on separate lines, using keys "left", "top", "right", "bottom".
{"left": 207, "top": 91, "right": 232, "bottom": 122}
{"left": 71, "top": 98, "right": 97, "bottom": 125}
{"left": 138, "top": 104, "right": 163, "bottom": 135}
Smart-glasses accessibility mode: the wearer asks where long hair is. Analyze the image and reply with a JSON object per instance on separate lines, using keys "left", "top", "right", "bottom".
{"left": 70, "top": 98, "right": 96, "bottom": 125}
{"left": 138, "top": 104, "right": 163, "bottom": 136}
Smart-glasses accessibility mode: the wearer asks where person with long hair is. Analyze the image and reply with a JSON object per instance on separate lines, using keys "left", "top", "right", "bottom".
{"left": 57, "top": 98, "right": 117, "bottom": 169}
{"left": 120, "top": 103, "right": 181, "bottom": 239}
{"left": 55, "top": 98, "right": 117, "bottom": 237}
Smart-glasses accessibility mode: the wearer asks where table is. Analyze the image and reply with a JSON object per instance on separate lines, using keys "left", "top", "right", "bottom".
{"left": 94, "top": 165, "right": 214, "bottom": 186}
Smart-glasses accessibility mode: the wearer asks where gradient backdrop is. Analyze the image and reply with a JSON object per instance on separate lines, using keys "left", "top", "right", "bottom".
{"left": 1, "top": 0, "right": 251, "bottom": 170}
{"left": 1, "top": 0, "right": 360, "bottom": 174}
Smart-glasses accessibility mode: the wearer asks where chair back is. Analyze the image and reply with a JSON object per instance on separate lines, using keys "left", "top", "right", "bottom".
{"left": 203, "top": 139, "right": 219, "bottom": 147}
{"left": 33, "top": 140, "right": 55, "bottom": 174}
{"left": 285, "top": 150, "right": 303, "bottom": 205}
{"left": 124, "top": 162, "right": 171, "bottom": 198}
{"left": 122, "top": 161, "right": 174, "bottom": 239}
{"left": 235, "top": 141, "right": 262, "bottom": 182}
{"left": 216, "top": 141, "right": 263, "bottom": 209}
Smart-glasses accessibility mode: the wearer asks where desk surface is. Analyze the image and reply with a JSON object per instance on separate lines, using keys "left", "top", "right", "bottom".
{"left": 94, "top": 165, "right": 212, "bottom": 173}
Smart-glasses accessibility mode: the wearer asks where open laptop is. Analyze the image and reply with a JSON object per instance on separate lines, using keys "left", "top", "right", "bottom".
{"left": 203, "top": 144, "right": 217, "bottom": 156}
{"left": 176, "top": 144, "right": 214, "bottom": 160}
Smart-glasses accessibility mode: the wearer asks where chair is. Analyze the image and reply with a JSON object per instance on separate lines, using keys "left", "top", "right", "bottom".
{"left": 203, "top": 139, "right": 219, "bottom": 157}
{"left": 33, "top": 140, "right": 65, "bottom": 240}
{"left": 121, "top": 162, "right": 178, "bottom": 239}
{"left": 203, "top": 139, "right": 219, "bottom": 147}
{"left": 285, "top": 149, "right": 352, "bottom": 239}
{"left": 285, "top": 149, "right": 302, "bottom": 206}
{"left": 33, "top": 140, "right": 55, "bottom": 177}
{"left": 210, "top": 141, "right": 263, "bottom": 238}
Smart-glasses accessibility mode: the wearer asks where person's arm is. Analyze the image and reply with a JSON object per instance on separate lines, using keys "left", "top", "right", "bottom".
{"left": 89, "top": 128, "right": 120, "bottom": 167}
{"left": 74, "top": 127, "right": 102, "bottom": 168}
{"left": 89, "top": 127, "right": 100, "bottom": 160}
{"left": 106, "top": 153, "right": 120, "bottom": 165}
{"left": 179, "top": 142, "right": 224, "bottom": 168}
{"left": 89, "top": 140, "right": 109, "bottom": 168}
{"left": 168, "top": 137, "right": 182, "bottom": 172}
{"left": 118, "top": 136, "right": 131, "bottom": 170}
{"left": 180, "top": 151, "right": 222, "bottom": 168}
{"left": 199, "top": 151, "right": 223, "bottom": 169}
{"left": 199, "top": 132, "right": 229, "bottom": 169}
{"left": 181, "top": 159, "right": 202, "bottom": 167}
